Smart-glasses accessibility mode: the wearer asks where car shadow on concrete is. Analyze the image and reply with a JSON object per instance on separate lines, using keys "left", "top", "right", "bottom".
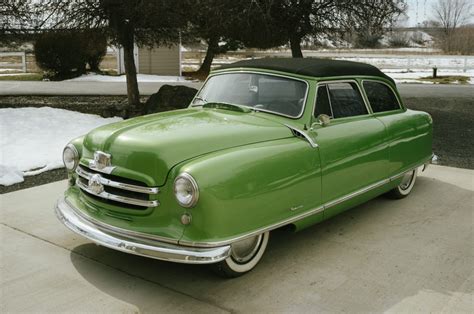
{"left": 69, "top": 176, "right": 473, "bottom": 312}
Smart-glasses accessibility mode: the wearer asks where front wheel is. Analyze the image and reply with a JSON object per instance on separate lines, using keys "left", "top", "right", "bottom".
{"left": 386, "top": 169, "right": 418, "bottom": 199}
{"left": 212, "top": 232, "right": 269, "bottom": 278}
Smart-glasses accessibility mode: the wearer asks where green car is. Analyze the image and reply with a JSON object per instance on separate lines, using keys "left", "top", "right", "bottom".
{"left": 55, "top": 58, "right": 434, "bottom": 277}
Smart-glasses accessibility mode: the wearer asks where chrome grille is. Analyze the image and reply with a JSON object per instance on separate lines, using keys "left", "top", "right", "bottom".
{"left": 76, "top": 165, "right": 159, "bottom": 209}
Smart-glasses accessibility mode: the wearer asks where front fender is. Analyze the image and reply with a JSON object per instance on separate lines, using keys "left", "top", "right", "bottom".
{"left": 174, "top": 138, "right": 322, "bottom": 245}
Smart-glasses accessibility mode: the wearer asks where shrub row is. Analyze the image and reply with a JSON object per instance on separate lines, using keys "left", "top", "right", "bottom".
{"left": 34, "top": 30, "right": 107, "bottom": 80}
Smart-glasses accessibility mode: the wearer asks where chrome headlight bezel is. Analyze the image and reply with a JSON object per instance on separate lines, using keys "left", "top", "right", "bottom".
{"left": 62, "top": 144, "right": 79, "bottom": 172}
{"left": 173, "top": 172, "right": 199, "bottom": 208}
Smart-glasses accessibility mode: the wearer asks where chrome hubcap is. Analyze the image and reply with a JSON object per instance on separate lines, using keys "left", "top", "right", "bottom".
{"left": 400, "top": 170, "right": 415, "bottom": 190}
{"left": 230, "top": 235, "right": 263, "bottom": 264}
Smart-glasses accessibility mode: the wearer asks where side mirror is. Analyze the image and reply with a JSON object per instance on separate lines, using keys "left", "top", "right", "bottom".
{"left": 318, "top": 114, "right": 331, "bottom": 126}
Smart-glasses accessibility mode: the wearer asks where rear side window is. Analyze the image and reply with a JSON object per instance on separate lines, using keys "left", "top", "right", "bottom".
{"left": 363, "top": 81, "right": 400, "bottom": 112}
{"left": 327, "top": 82, "right": 367, "bottom": 118}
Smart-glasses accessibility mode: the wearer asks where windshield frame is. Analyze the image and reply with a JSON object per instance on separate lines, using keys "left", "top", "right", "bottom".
{"left": 190, "top": 71, "right": 310, "bottom": 119}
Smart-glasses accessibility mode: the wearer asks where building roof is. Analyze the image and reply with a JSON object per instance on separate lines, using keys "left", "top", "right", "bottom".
{"left": 218, "top": 58, "right": 394, "bottom": 83}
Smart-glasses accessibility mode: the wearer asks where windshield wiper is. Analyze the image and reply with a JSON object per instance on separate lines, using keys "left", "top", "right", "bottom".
{"left": 202, "top": 102, "right": 254, "bottom": 113}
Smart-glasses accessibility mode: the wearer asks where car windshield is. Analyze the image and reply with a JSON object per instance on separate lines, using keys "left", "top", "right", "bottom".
{"left": 191, "top": 73, "right": 308, "bottom": 118}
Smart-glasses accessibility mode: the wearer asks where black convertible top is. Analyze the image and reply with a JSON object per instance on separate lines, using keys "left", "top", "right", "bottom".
{"left": 218, "top": 58, "right": 394, "bottom": 83}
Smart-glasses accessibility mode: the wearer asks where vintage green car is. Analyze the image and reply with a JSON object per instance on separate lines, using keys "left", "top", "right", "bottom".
{"left": 55, "top": 58, "right": 433, "bottom": 277}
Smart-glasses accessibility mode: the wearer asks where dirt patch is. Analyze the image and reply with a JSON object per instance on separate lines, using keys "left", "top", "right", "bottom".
{"left": 0, "top": 168, "right": 67, "bottom": 194}
{"left": 0, "top": 95, "right": 150, "bottom": 118}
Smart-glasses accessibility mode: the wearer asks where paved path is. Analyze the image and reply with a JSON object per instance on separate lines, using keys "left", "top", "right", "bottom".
{"left": 1, "top": 80, "right": 473, "bottom": 97}
{"left": 1, "top": 165, "right": 473, "bottom": 312}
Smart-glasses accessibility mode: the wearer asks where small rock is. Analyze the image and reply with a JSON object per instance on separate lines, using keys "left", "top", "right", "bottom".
{"left": 143, "top": 85, "right": 198, "bottom": 114}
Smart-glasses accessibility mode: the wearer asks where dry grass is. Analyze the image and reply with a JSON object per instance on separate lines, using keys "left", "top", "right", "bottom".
{"left": 419, "top": 75, "right": 470, "bottom": 84}
{"left": 438, "top": 27, "right": 474, "bottom": 55}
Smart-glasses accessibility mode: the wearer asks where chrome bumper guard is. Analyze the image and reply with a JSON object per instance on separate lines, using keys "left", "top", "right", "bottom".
{"left": 54, "top": 197, "right": 231, "bottom": 264}
{"left": 423, "top": 154, "right": 438, "bottom": 172}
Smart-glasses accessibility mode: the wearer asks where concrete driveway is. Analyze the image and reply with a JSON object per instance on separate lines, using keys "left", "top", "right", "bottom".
{"left": 1, "top": 165, "right": 473, "bottom": 313}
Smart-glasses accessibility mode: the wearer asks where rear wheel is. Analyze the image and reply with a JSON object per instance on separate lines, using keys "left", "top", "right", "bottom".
{"left": 386, "top": 169, "right": 418, "bottom": 199}
{"left": 212, "top": 232, "right": 269, "bottom": 278}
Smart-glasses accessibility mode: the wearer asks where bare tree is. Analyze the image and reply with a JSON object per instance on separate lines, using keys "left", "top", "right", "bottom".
{"left": 432, "top": 0, "right": 473, "bottom": 52}
{"left": 0, "top": 0, "right": 41, "bottom": 45}
{"left": 432, "top": 0, "right": 473, "bottom": 35}
{"left": 340, "top": 0, "right": 407, "bottom": 48}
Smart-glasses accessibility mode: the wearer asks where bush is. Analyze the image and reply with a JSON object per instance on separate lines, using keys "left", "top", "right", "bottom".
{"left": 34, "top": 31, "right": 87, "bottom": 80}
{"left": 34, "top": 30, "right": 108, "bottom": 80}
{"left": 80, "top": 30, "right": 107, "bottom": 72}
{"left": 354, "top": 34, "right": 382, "bottom": 48}
{"left": 388, "top": 31, "right": 410, "bottom": 48}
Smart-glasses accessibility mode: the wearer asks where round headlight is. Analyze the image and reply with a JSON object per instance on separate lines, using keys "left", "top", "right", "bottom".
{"left": 174, "top": 173, "right": 199, "bottom": 208}
{"left": 62, "top": 144, "right": 79, "bottom": 171}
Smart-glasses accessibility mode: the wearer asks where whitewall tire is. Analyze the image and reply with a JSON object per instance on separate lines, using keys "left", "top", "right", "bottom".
{"left": 387, "top": 169, "right": 418, "bottom": 199}
{"left": 212, "top": 232, "right": 270, "bottom": 278}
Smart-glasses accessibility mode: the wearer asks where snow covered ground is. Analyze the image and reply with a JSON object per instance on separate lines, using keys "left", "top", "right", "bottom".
{"left": 0, "top": 107, "right": 122, "bottom": 186}
{"left": 66, "top": 73, "right": 191, "bottom": 82}
{"left": 385, "top": 69, "right": 474, "bottom": 84}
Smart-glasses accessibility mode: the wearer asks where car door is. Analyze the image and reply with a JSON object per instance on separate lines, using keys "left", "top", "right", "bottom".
{"left": 362, "top": 80, "right": 432, "bottom": 176}
{"left": 309, "top": 80, "right": 389, "bottom": 218}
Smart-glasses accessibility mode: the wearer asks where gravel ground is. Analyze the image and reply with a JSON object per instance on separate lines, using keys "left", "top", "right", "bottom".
{"left": 403, "top": 97, "right": 473, "bottom": 170}
{"left": 1, "top": 93, "right": 472, "bottom": 194}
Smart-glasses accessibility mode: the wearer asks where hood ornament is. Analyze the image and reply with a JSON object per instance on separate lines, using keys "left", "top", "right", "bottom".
{"left": 89, "top": 151, "right": 115, "bottom": 174}
{"left": 88, "top": 174, "right": 104, "bottom": 194}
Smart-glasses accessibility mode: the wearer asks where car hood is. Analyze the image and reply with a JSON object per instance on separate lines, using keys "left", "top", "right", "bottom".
{"left": 81, "top": 108, "right": 293, "bottom": 186}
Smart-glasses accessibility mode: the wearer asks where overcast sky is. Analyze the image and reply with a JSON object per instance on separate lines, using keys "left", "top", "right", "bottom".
{"left": 405, "top": 0, "right": 474, "bottom": 27}
{"left": 405, "top": 0, "right": 431, "bottom": 26}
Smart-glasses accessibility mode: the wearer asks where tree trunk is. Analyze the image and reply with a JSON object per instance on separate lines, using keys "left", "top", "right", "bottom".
{"left": 122, "top": 30, "right": 140, "bottom": 110}
{"left": 290, "top": 36, "right": 303, "bottom": 58}
{"left": 197, "top": 36, "right": 219, "bottom": 75}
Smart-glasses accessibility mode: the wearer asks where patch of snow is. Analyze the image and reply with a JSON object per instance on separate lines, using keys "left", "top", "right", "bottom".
{"left": 0, "top": 165, "right": 24, "bottom": 186}
{"left": 0, "top": 107, "right": 122, "bottom": 186}
{"left": 66, "top": 73, "right": 190, "bottom": 82}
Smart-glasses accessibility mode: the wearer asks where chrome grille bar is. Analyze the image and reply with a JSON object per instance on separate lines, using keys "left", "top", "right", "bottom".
{"left": 76, "top": 166, "right": 159, "bottom": 194}
{"left": 76, "top": 179, "right": 159, "bottom": 208}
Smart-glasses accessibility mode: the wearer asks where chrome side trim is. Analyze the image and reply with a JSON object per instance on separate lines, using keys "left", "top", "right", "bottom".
{"left": 324, "top": 178, "right": 390, "bottom": 209}
{"left": 55, "top": 197, "right": 230, "bottom": 264}
{"left": 178, "top": 205, "right": 324, "bottom": 248}
{"left": 76, "top": 179, "right": 159, "bottom": 208}
{"left": 179, "top": 156, "right": 433, "bottom": 248}
{"left": 284, "top": 124, "right": 318, "bottom": 148}
{"left": 76, "top": 167, "right": 159, "bottom": 195}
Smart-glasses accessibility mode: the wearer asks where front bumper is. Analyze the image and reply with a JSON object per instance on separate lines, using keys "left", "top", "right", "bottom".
{"left": 54, "top": 197, "right": 231, "bottom": 264}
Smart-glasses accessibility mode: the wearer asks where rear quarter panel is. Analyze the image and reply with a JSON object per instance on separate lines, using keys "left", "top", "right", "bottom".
{"left": 374, "top": 109, "right": 433, "bottom": 176}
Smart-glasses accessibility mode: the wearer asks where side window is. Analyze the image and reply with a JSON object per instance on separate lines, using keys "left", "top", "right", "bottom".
{"left": 327, "top": 82, "right": 367, "bottom": 119}
{"left": 314, "top": 85, "right": 332, "bottom": 118}
{"left": 363, "top": 81, "right": 400, "bottom": 113}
